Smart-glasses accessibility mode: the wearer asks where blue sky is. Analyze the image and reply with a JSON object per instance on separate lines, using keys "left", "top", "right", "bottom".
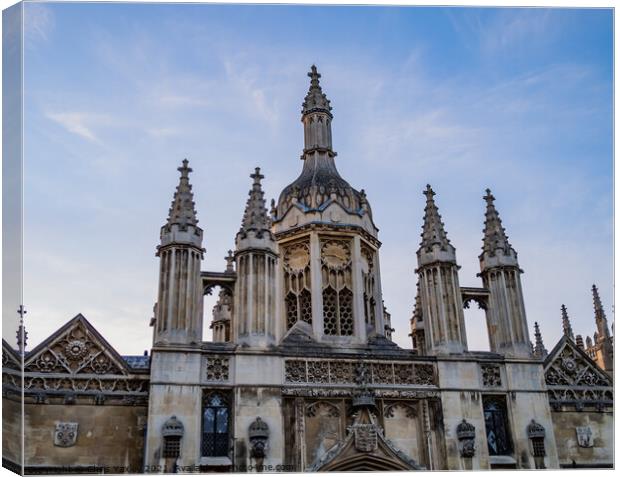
{"left": 17, "top": 2, "right": 612, "bottom": 354}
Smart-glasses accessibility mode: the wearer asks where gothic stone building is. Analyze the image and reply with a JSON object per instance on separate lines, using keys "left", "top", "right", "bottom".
{"left": 2, "top": 67, "right": 614, "bottom": 473}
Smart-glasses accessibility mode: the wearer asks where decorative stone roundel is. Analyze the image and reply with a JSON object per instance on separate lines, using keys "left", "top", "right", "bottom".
{"left": 321, "top": 241, "right": 350, "bottom": 270}
{"left": 561, "top": 357, "right": 577, "bottom": 373}
{"left": 285, "top": 244, "right": 310, "bottom": 272}
{"left": 65, "top": 340, "right": 88, "bottom": 361}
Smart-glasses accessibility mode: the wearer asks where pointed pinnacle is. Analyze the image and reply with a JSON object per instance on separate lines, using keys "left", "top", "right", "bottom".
{"left": 533, "top": 322, "right": 547, "bottom": 358}
{"left": 419, "top": 184, "right": 451, "bottom": 252}
{"left": 561, "top": 304, "right": 574, "bottom": 340}
{"left": 592, "top": 284, "right": 611, "bottom": 341}
{"left": 225, "top": 250, "right": 234, "bottom": 273}
{"left": 302, "top": 64, "right": 332, "bottom": 116}
{"left": 481, "top": 188, "right": 514, "bottom": 257}
{"left": 239, "top": 167, "right": 271, "bottom": 235}
{"left": 167, "top": 159, "right": 198, "bottom": 227}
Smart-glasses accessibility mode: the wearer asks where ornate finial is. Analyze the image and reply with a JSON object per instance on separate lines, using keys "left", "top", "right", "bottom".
{"left": 225, "top": 250, "right": 234, "bottom": 273}
{"left": 308, "top": 64, "right": 321, "bottom": 84}
{"left": 269, "top": 198, "right": 277, "bottom": 218}
{"left": 480, "top": 188, "right": 515, "bottom": 259}
{"left": 575, "top": 334, "right": 584, "bottom": 350}
{"left": 424, "top": 184, "right": 436, "bottom": 199}
{"left": 592, "top": 284, "right": 611, "bottom": 341}
{"left": 533, "top": 322, "right": 547, "bottom": 358}
{"left": 178, "top": 158, "right": 192, "bottom": 175}
{"left": 419, "top": 184, "right": 452, "bottom": 254}
{"left": 302, "top": 64, "right": 332, "bottom": 116}
{"left": 16, "top": 305, "right": 27, "bottom": 355}
{"left": 166, "top": 159, "right": 198, "bottom": 228}
{"left": 238, "top": 167, "right": 272, "bottom": 239}
{"left": 251, "top": 167, "right": 264, "bottom": 185}
{"left": 561, "top": 304, "right": 574, "bottom": 340}
{"left": 483, "top": 188, "right": 494, "bottom": 204}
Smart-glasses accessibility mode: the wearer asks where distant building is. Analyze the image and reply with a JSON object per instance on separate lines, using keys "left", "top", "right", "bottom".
{"left": 2, "top": 67, "right": 613, "bottom": 473}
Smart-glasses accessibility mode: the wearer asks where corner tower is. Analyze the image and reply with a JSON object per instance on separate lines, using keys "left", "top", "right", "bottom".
{"left": 478, "top": 189, "right": 530, "bottom": 357}
{"left": 415, "top": 185, "right": 468, "bottom": 354}
{"left": 272, "top": 66, "right": 385, "bottom": 344}
{"left": 153, "top": 160, "right": 204, "bottom": 345}
{"left": 233, "top": 168, "right": 278, "bottom": 347}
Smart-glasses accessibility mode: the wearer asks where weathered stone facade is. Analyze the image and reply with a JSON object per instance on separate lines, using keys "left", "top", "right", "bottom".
{"left": 2, "top": 66, "right": 613, "bottom": 473}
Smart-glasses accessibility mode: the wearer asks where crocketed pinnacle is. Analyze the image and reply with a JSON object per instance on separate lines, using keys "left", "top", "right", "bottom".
{"left": 481, "top": 189, "right": 514, "bottom": 257}
{"left": 561, "top": 304, "right": 574, "bottom": 340}
{"left": 302, "top": 65, "right": 332, "bottom": 117}
{"left": 533, "top": 322, "right": 547, "bottom": 358}
{"left": 411, "top": 281, "right": 422, "bottom": 323}
{"left": 167, "top": 159, "right": 198, "bottom": 228}
{"left": 592, "top": 284, "right": 611, "bottom": 341}
{"left": 420, "top": 185, "right": 452, "bottom": 252}
{"left": 239, "top": 167, "right": 271, "bottom": 235}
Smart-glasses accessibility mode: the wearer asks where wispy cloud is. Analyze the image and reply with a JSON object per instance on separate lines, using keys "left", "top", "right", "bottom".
{"left": 446, "top": 8, "right": 556, "bottom": 56}
{"left": 24, "top": 2, "right": 55, "bottom": 49}
{"left": 46, "top": 112, "right": 103, "bottom": 142}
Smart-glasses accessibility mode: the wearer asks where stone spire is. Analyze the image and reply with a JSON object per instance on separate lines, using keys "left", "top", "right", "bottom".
{"left": 561, "top": 304, "right": 574, "bottom": 340}
{"left": 592, "top": 284, "right": 611, "bottom": 342}
{"left": 167, "top": 159, "right": 198, "bottom": 228}
{"left": 417, "top": 185, "right": 456, "bottom": 266}
{"left": 480, "top": 189, "right": 518, "bottom": 267}
{"left": 533, "top": 322, "right": 547, "bottom": 358}
{"left": 478, "top": 188, "right": 530, "bottom": 358}
{"left": 302, "top": 65, "right": 332, "bottom": 117}
{"left": 238, "top": 167, "right": 271, "bottom": 238}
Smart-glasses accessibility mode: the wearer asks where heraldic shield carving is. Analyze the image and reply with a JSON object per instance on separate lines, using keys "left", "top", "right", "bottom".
{"left": 353, "top": 424, "right": 378, "bottom": 453}
{"left": 54, "top": 422, "right": 79, "bottom": 447}
{"left": 576, "top": 426, "right": 593, "bottom": 448}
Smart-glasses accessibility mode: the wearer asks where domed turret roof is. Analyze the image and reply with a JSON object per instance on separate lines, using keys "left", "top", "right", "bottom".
{"left": 274, "top": 155, "right": 370, "bottom": 221}
{"left": 273, "top": 66, "right": 373, "bottom": 226}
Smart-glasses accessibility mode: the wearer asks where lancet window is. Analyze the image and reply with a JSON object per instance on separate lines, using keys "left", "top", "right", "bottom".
{"left": 361, "top": 243, "right": 376, "bottom": 330}
{"left": 283, "top": 240, "right": 312, "bottom": 329}
{"left": 320, "top": 238, "right": 354, "bottom": 336}
{"left": 202, "top": 392, "right": 230, "bottom": 457}
{"left": 482, "top": 395, "right": 512, "bottom": 456}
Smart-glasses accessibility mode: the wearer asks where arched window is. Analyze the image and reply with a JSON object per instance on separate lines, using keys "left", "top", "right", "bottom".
{"left": 202, "top": 392, "right": 230, "bottom": 457}
{"left": 482, "top": 396, "right": 512, "bottom": 456}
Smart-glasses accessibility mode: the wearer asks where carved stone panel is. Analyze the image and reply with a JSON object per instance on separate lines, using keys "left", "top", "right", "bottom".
{"left": 481, "top": 364, "right": 502, "bottom": 387}
{"left": 305, "top": 399, "right": 343, "bottom": 467}
{"left": 54, "top": 422, "right": 78, "bottom": 447}
{"left": 203, "top": 356, "right": 230, "bottom": 382}
{"left": 284, "top": 359, "right": 437, "bottom": 387}
{"left": 576, "top": 426, "right": 593, "bottom": 448}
